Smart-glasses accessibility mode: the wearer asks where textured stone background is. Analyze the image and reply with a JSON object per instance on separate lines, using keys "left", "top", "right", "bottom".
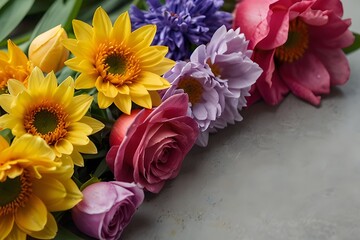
{"left": 123, "top": 1, "right": 360, "bottom": 239}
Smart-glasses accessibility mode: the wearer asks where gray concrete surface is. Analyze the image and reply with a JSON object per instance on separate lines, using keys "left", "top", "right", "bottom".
{"left": 122, "top": 1, "right": 360, "bottom": 239}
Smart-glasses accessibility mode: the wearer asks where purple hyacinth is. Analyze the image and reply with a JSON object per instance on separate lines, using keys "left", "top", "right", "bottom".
{"left": 163, "top": 26, "right": 262, "bottom": 147}
{"left": 130, "top": 0, "right": 232, "bottom": 61}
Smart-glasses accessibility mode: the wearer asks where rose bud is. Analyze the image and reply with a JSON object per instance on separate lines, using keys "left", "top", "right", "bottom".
{"left": 72, "top": 181, "right": 144, "bottom": 240}
{"left": 28, "top": 25, "right": 69, "bottom": 73}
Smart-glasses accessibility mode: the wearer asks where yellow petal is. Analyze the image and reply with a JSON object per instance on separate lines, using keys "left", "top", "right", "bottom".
{"left": 73, "top": 19, "right": 93, "bottom": 41}
{"left": 27, "top": 212, "right": 57, "bottom": 239}
{"left": 75, "top": 73, "right": 97, "bottom": 89}
{"left": 142, "top": 57, "right": 175, "bottom": 75}
{"left": 131, "top": 92, "right": 152, "bottom": 109}
{"left": 0, "top": 213, "right": 14, "bottom": 239}
{"left": 4, "top": 225, "right": 26, "bottom": 240}
{"left": 114, "top": 94, "right": 132, "bottom": 114}
{"left": 97, "top": 91, "right": 113, "bottom": 109}
{"left": 53, "top": 76, "right": 74, "bottom": 107}
{"left": 27, "top": 67, "right": 45, "bottom": 93}
{"left": 11, "top": 135, "right": 55, "bottom": 163}
{"left": 79, "top": 116, "right": 104, "bottom": 134}
{"left": 74, "top": 140, "right": 97, "bottom": 154}
{"left": 0, "top": 94, "right": 15, "bottom": 113}
{"left": 111, "top": 11, "right": 131, "bottom": 42}
{"left": 66, "top": 132, "right": 90, "bottom": 146}
{"left": 32, "top": 176, "right": 67, "bottom": 210}
{"left": 129, "top": 25, "right": 156, "bottom": 52}
{"left": 66, "top": 94, "right": 93, "bottom": 122}
{"left": 65, "top": 58, "right": 94, "bottom": 73}
{"left": 7, "top": 79, "right": 26, "bottom": 96}
{"left": 8, "top": 40, "right": 28, "bottom": 66}
{"left": 43, "top": 178, "right": 82, "bottom": 211}
{"left": 15, "top": 195, "right": 47, "bottom": 232}
{"left": 70, "top": 149, "right": 84, "bottom": 167}
{"left": 54, "top": 138, "right": 74, "bottom": 155}
{"left": 102, "top": 82, "right": 119, "bottom": 98}
{"left": 93, "top": 7, "right": 112, "bottom": 41}
{"left": 137, "top": 71, "right": 170, "bottom": 90}
{"left": 136, "top": 46, "right": 167, "bottom": 67}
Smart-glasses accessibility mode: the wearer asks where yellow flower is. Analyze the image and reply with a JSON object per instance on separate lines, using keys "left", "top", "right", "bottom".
{"left": 0, "top": 67, "right": 104, "bottom": 166}
{"left": 0, "top": 134, "right": 82, "bottom": 240}
{"left": 63, "top": 7, "right": 175, "bottom": 114}
{"left": 29, "top": 25, "right": 69, "bottom": 73}
{"left": 0, "top": 40, "right": 33, "bottom": 91}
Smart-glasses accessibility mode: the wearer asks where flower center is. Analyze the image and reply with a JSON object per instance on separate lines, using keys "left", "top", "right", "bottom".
{"left": 275, "top": 19, "right": 309, "bottom": 63}
{"left": 95, "top": 42, "right": 141, "bottom": 86}
{"left": 207, "top": 59, "right": 222, "bottom": 77}
{"left": 0, "top": 170, "right": 32, "bottom": 216}
{"left": 177, "top": 77, "right": 203, "bottom": 105}
{"left": 23, "top": 101, "right": 68, "bottom": 145}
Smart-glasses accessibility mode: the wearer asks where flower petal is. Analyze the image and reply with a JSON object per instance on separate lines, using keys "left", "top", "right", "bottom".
{"left": 15, "top": 195, "right": 47, "bottom": 232}
{"left": 92, "top": 7, "right": 112, "bottom": 41}
{"left": 27, "top": 212, "right": 57, "bottom": 239}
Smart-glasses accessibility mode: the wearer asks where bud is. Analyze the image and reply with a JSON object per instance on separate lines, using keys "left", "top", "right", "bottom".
{"left": 28, "top": 25, "right": 69, "bottom": 73}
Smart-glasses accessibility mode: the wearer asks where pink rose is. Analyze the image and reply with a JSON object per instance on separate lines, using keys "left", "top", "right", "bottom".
{"left": 234, "top": 0, "right": 354, "bottom": 106}
{"left": 106, "top": 93, "right": 199, "bottom": 193}
{"left": 72, "top": 181, "right": 144, "bottom": 240}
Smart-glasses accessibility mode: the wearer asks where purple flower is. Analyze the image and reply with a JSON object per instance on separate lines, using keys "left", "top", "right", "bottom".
{"left": 164, "top": 26, "right": 262, "bottom": 146}
{"left": 72, "top": 181, "right": 144, "bottom": 240}
{"left": 130, "top": 0, "right": 232, "bottom": 61}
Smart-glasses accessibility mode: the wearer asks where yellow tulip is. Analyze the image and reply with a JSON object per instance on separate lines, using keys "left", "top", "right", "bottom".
{"left": 29, "top": 25, "right": 69, "bottom": 73}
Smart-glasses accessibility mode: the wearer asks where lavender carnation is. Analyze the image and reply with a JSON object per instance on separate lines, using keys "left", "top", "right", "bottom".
{"left": 164, "top": 26, "right": 262, "bottom": 147}
{"left": 130, "top": 0, "right": 232, "bottom": 61}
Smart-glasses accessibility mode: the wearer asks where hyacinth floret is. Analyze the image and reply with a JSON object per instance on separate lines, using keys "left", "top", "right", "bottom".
{"left": 130, "top": 0, "right": 232, "bottom": 60}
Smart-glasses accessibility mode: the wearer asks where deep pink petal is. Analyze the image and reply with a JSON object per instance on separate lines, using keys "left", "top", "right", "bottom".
{"left": 280, "top": 52, "right": 330, "bottom": 95}
{"left": 312, "top": 0, "right": 344, "bottom": 17}
{"left": 257, "top": 69, "right": 289, "bottom": 105}
{"left": 313, "top": 48, "right": 351, "bottom": 86}
{"left": 233, "top": 0, "right": 275, "bottom": 49}
{"left": 309, "top": 12, "right": 352, "bottom": 41}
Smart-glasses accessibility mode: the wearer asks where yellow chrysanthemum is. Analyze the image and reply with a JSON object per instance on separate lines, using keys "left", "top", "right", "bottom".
{"left": 63, "top": 7, "right": 175, "bottom": 114}
{"left": 0, "top": 40, "right": 33, "bottom": 91}
{"left": 0, "top": 134, "right": 82, "bottom": 240}
{"left": 0, "top": 67, "right": 104, "bottom": 166}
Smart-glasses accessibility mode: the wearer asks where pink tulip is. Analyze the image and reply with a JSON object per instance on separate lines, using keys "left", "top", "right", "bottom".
{"left": 106, "top": 93, "right": 199, "bottom": 193}
{"left": 234, "top": 0, "right": 354, "bottom": 106}
{"left": 72, "top": 181, "right": 144, "bottom": 240}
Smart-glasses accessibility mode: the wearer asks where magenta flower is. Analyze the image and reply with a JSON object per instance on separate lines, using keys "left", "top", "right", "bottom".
{"left": 106, "top": 93, "right": 199, "bottom": 193}
{"left": 234, "top": 0, "right": 354, "bottom": 106}
{"left": 72, "top": 181, "right": 144, "bottom": 240}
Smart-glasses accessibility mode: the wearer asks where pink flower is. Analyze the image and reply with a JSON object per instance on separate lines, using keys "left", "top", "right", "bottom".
{"left": 234, "top": 0, "right": 354, "bottom": 106}
{"left": 72, "top": 181, "right": 144, "bottom": 240}
{"left": 106, "top": 93, "right": 199, "bottom": 193}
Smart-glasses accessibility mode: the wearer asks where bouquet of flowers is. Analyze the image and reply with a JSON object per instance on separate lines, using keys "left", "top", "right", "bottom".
{"left": 0, "top": 0, "right": 358, "bottom": 239}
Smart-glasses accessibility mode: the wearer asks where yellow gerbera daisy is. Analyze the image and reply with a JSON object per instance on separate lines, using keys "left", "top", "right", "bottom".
{"left": 0, "top": 40, "right": 33, "bottom": 91}
{"left": 0, "top": 134, "right": 82, "bottom": 240}
{"left": 63, "top": 7, "right": 175, "bottom": 114}
{"left": 0, "top": 67, "right": 104, "bottom": 166}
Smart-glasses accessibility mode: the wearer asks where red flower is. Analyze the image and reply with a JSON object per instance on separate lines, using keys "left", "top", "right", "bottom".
{"left": 106, "top": 94, "right": 199, "bottom": 193}
{"left": 234, "top": 0, "right": 354, "bottom": 106}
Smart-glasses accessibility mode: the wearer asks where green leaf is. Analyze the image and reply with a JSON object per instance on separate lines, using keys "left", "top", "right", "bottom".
{"left": 20, "top": 0, "right": 83, "bottom": 51}
{"left": 0, "top": 0, "right": 9, "bottom": 10}
{"left": 343, "top": 32, "right": 360, "bottom": 54}
{"left": 0, "top": 0, "right": 34, "bottom": 42}
{"left": 0, "top": 128, "right": 13, "bottom": 143}
{"left": 93, "top": 158, "right": 110, "bottom": 178}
